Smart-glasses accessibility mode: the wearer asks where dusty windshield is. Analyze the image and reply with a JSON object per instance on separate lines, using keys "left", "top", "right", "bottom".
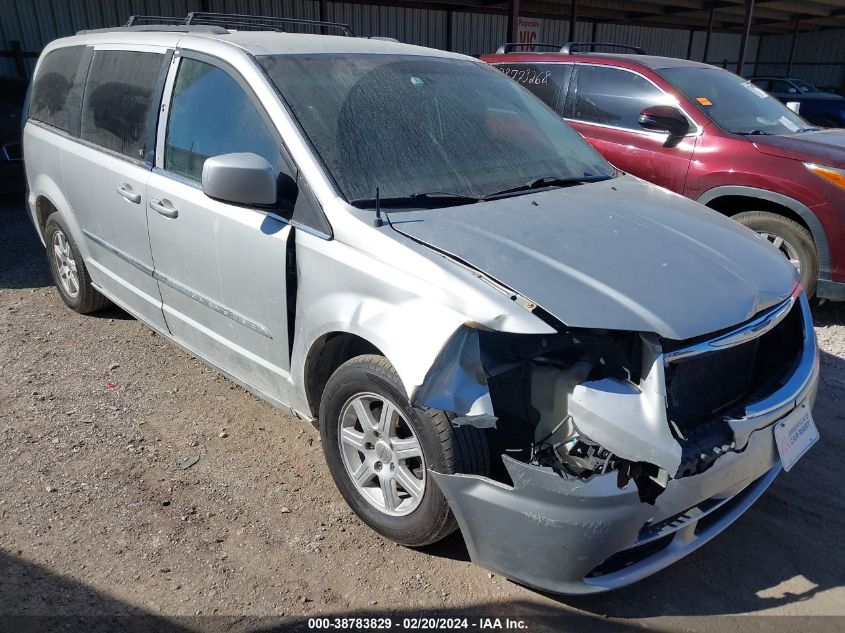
{"left": 259, "top": 54, "right": 613, "bottom": 203}
{"left": 660, "top": 67, "right": 812, "bottom": 135}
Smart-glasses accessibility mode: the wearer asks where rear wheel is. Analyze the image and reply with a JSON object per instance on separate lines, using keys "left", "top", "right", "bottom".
{"left": 319, "top": 354, "right": 488, "bottom": 546}
{"left": 44, "top": 214, "right": 110, "bottom": 314}
{"left": 733, "top": 211, "right": 818, "bottom": 297}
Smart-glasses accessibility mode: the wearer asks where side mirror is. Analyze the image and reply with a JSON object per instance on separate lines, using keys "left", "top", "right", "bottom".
{"left": 638, "top": 105, "right": 690, "bottom": 137}
{"left": 787, "top": 87, "right": 798, "bottom": 94}
{"left": 202, "top": 152, "right": 279, "bottom": 206}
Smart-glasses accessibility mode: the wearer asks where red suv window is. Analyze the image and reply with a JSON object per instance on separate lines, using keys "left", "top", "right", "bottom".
{"left": 495, "top": 63, "right": 572, "bottom": 114}
{"left": 572, "top": 65, "right": 666, "bottom": 130}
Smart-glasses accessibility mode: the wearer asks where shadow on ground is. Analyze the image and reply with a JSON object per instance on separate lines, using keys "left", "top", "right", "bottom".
{"left": 0, "top": 194, "right": 52, "bottom": 290}
{"left": 0, "top": 551, "right": 646, "bottom": 633}
{"left": 814, "top": 299, "right": 845, "bottom": 326}
{"left": 0, "top": 196, "right": 133, "bottom": 321}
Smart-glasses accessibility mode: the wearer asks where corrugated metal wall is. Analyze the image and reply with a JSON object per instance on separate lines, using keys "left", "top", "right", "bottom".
{"left": 755, "top": 28, "right": 845, "bottom": 88}
{"left": 0, "top": 0, "right": 760, "bottom": 79}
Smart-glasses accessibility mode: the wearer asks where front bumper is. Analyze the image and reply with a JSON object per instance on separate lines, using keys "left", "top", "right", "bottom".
{"left": 432, "top": 293, "right": 820, "bottom": 594}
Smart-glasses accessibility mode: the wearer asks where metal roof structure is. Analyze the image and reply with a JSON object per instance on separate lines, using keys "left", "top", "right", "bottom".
{"left": 415, "top": 1, "right": 845, "bottom": 35}
{"left": 2, "top": 1, "right": 844, "bottom": 85}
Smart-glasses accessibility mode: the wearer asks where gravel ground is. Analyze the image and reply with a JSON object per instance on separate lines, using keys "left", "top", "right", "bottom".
{"left": 1, "top": 196, "right": 843, "bottom": 631}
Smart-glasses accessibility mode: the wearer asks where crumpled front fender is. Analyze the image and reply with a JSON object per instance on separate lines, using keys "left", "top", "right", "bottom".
{"left": 288, "top": 230, "right": 554, "bottom": 416}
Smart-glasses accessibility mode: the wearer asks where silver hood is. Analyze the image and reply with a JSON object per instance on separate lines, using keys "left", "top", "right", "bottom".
{"left": 387, "top": 176, "right": 797, "bottom": 340}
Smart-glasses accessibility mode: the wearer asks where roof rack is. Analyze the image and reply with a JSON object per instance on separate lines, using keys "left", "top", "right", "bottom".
{"left": 562, "top": 42, "right": 645, "bottom": 54}
{"left": 496, "top": 42, "right": 567, "bottom": 54}
{"left": 125, "top": 15, "right": 187, "bottom": 27}
{"left": 496, "top": 41, "right": 645, "bottom": 55}
{"left": 124, "top": 12, "right": 353, "bottom": 37}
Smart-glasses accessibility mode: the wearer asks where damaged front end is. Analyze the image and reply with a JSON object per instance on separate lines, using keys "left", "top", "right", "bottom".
{"left": 414, "top": 288, "right": 818, "bottom": 594}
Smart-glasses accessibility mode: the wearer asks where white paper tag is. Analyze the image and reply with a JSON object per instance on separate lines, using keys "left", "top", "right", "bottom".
{"left": 741, "top": 81, "right": 769, "bottom": 99}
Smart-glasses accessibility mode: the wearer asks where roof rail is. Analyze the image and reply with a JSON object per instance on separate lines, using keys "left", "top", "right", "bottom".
{"left": 185, "top": 12, "right": 353, "bottom": 36}
{"left": 125, "top": 15, "right": 186, "bottom": 27}
{"left": 495, "top": 42, "right": 567, "bottom": 54}
{"left": 561, "top": 41, "right": 645, "bottom": 54}
{"left": 496, "top": 41, "right": 646, "bottom": 55}
{"left": 123, "top": 12, "right": 353, "bottom": 36}
{"left": 84, "top": 23, "right": 227, "bottom": 35}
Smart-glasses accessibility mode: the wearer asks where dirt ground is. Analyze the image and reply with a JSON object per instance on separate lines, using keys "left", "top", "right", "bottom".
{"left": 1, "top": 195, "right": 843, "bottom": 632}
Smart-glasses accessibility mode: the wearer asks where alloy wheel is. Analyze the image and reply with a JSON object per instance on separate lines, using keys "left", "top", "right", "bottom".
{"left": 52, "top": 229, "right": 80, "bottom": 298}
{"left": 338, "top": 392, "right": 425, "bottom": 516}
{"left": 760, "top": 231, "right": 801, "bottom": 273}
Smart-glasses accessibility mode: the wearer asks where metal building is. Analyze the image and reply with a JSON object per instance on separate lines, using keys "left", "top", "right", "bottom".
{"left": 1, "top": 1, "right": 844, "bottom": 88}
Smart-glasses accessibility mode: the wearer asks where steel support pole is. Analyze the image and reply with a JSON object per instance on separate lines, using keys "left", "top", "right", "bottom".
{"left": 703, "top": 8, "right": 715, "bottom": 63}
{"left": 507, "top": 0, "right": 520, "bottom": 43}
{"left": 319, "top": 0, "right": 328, "bottom": 34}
{"left": 737, "top": 0, "right": 755, "bottom": 75}
{"left": 787, "top": 19, "right": 801, "bottom": 76}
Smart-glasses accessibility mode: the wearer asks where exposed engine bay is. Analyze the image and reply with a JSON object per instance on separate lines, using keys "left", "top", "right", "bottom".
{"left": 413, "top": 294, "right": 805, "bottom": 504}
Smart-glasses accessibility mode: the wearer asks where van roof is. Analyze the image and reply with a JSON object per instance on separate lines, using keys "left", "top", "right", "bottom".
{"left": 63, "top": 27, "right": 468, "bottom": 61}
{"left": 211, "top": 30, "right": 467, "bottom": 58}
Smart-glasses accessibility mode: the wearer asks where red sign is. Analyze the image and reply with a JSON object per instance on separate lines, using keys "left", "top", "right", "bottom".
{"left": 518, "top": 17, "right": 540, "bottom": 51}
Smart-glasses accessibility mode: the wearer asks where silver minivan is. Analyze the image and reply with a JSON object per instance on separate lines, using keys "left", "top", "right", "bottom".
{"left": 23, "top": 15, "right": 820, "bottom": 594}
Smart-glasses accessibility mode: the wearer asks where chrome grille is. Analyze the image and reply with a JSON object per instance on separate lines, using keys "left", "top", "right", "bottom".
{"left": 663, "top": 296, "right": 804, "bottom": 437}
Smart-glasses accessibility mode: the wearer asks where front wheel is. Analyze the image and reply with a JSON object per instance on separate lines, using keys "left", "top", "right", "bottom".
{"left": 733, "top": 211, "right": 818, "bottom": 297}
{"left": 319, "top": 354, "right": 488, "bottom": 547}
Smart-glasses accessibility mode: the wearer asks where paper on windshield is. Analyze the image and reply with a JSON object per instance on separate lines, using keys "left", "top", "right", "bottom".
{"left": 741, "top": 81, "right": 769, "bottom": 99}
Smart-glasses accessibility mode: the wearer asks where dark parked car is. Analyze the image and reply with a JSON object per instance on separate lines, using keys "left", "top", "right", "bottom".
{"left": 483, "top": 45, "right": 845, "bottom": 300}
{"left": 0, "top": 77, "right": 27, "bottom": 195}
{"left": 749, "top": 76, "right": 845, "bottom": 128}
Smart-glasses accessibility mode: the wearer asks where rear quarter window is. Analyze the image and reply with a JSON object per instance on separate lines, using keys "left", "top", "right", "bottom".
{"left": 29, "top": 45, "right": 88, "bottom": 134}
{"left": 494, "top": 63, "right": 571, "bottom": 113}
{"left": 80, "top": 50, "right": 166, "bottom": 162}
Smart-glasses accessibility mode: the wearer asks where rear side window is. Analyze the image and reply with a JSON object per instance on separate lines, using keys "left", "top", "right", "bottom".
{"left": 80, "top": 50, "right": 166, "bottom": 162}
{"left": 770, "top": 80, "right": 797, "bottom": 94}
{"left": 29, "top": 46, "right": 87, "bottom": 133}
{"left": 572, "top": 65, "right": 666, "bottom": 130}
{"left": 164, "top": 58, "right": 284, "bottom": 182}
{"left": 495, "top": 63, "right": 572, "bottom": 113}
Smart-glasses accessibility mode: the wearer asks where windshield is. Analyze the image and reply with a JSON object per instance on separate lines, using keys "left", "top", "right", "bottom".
{"left": 259, "top": 54, "right": 613, "bottom": 203}
{"left": 660, "top": 67, "right": 811, "bottom": 135}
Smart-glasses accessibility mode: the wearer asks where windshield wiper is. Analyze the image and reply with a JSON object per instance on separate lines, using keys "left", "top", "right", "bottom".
{"left": 481, "top": 174, "right": 609, "bottom": 200}
{"left": 734, "top": 129, "right": 772, "bottom": 135}
{"left": 350, "top": 191, "right": 482, "bottom": 209}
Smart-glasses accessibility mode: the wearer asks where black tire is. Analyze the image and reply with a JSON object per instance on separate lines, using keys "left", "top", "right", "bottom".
{"left": 733, "top": 211, "right": 818, "bottom": 297}
{"left": 319, "top": 354, "right": 489, "bottom": 547}
{"left": 44, "top": 213, "right": 110, "bottom": 314}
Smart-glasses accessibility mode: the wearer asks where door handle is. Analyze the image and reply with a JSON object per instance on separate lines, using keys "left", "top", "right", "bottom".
{"left": 149, "top": 198, "right": 178, "bottom": 219}
{"left": 116, "top": 184, "right": 141, "bottom": 204}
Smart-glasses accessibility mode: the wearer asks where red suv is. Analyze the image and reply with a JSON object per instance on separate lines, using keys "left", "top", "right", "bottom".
{"left": 483, "top": 44, "right": 845, "bottom": 300}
